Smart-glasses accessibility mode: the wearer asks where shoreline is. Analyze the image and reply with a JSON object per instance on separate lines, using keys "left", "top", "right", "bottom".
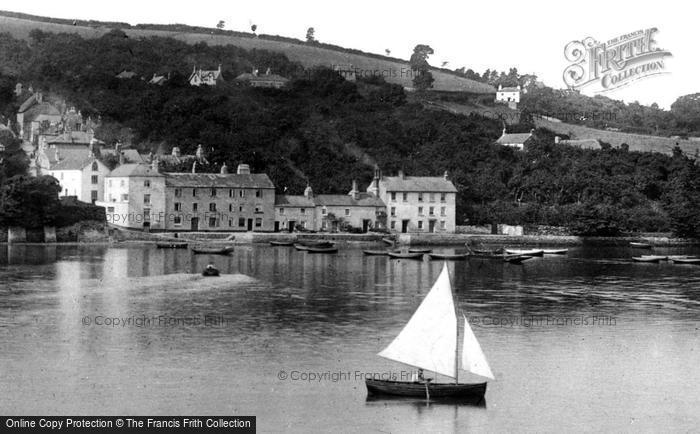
{"left": 2, "top": 233, "right": 698, "bottom": 247}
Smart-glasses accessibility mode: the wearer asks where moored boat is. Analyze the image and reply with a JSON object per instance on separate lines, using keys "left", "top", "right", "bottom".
{"left": 428, "top": 253, "right": 468, "bottom": 260}
{"left": 191, "top": 246, "right": 234, "bottom": 255}
{"left": 671, "top": 257, "right": 700, "bottom": 265}
{"left": 408, "top": 248, "right": 432, "bottom": 254}
{"left": 503, "top": 254, "right": 532, "bottom": 264}
{"left": 542, "top": 248, "right": 568, "bottom": 255}
{"left": 630, "top": 241, "right": 652, "bottom": 249}
{"left": 306, "top": 246, "right": 339, "bottom": 253}
{"left": 387, "top": 251, "right": 424, "bottom": 260}
{"left": 297, "top": 240, "right": 335, "bottom": 248}
{"left": 639, "top": 255, "right": 667, "bottom": 261}
{"left": 365, "top": 264, "right": 493, "bottom": 401}
{"left": 632, "top": 256, "right": 662, "bottom": 263}
{"left": 270, "top": 240, "right": 294, "bottom": 246}
{"left": 363, "top": 250, "right": 391, "bottom": 256}
{"left": 156, "top": 241, "right": 188, "bottom": 249}
{"left": 505, "top": 249, "right": 544, "bottom": 256}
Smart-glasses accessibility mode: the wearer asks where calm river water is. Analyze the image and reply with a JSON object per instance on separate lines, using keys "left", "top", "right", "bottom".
{"left": 1, "top": 243, "right": 699, "bottom": 432}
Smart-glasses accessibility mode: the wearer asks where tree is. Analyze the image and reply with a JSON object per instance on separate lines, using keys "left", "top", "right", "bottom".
{"left": 251, "top": 24, "right": 257, "bottom": 33}
{"left": 0, "top": 175, "right": 61, "bottom": 228}
{"left": 216, "top": 20, "right": 225, "bottom": 30}
{"left": 306, "top": 27, "right": 316, "bottom": 43}
{"left": 409, "top": 44, "right": 435, "bottom": 91}
{"left": 385, "top": 49, "right": 391, "bottom": 56}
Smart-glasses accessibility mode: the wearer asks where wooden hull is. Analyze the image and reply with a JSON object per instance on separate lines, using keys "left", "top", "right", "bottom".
{"left": 408, "top": 248, "right": 432, "bottom": 254}
{"left": 365, "top": 379, "right": 487, "bottom": 399}
{"left": 297, "top": 241, "right": 334, "bottom": 248}
{"left": 363, "top": 250, "right": 390, "bottom": 256}
{"left": 428, "top": 253, "right": 467, "bottom": 260}
{"left": 156, "top": 242, "right": 188, "bottom": 249}
{"left": 293, "top": 244, "right": 310, "bottom": 251}
{"left": 191, "top": 246, "right": 234, "bottom": 255}
{"left": 672, "top": 258, "right": 700, "bottom": 264}
{"left": 632, "top": 256, "right": 661, "bottom": 263}
{"left": 630, "top": 242, "right": 652, "bottom": 249}
{"left": 388, "top": 252, "right": 424, "bottom": 260}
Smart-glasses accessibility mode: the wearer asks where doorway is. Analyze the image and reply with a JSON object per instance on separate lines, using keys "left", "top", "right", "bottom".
{"left": 190, "top": 217, "right": 199, "bottom": 231}
{"left": 401, "top": 220, "right": 409, "bottom": 233}
{"left": 247, "top": 218, "right": 253, "bottom": 231}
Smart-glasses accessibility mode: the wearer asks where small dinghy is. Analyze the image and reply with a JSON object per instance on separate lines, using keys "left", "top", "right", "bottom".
{"left": 297, "top": 240, "right": 335, "bottom": 248}
{"left": 630, "top": 242, "right": 652, "bottom": 249}
{"left": 542, "top": 248, "right": 568, "bottom": 255}
{"left": 503, "top": 254, "right": 532, "bottom": 264}
{"left": 428, "top": 253, "right": 468, "bottom": 261}
{"left": 639, "top": 255, "right": 667, "bottom": 261}
{"left": 363, "top": 250, "right": 391, "bottom": 256}
{"left": 671, "top": 257, "right": 700, "bottom": 265}
{"left": 270, "top": 240, "right": 294, "bottom": 246}
{"left": 156, "top": 242, "right": 188, "bottom": 249}
{"left": 505, "top": 249, "right": 544, "bottom": 257}
{"left": 387, "top": 251, "right": 424, "bottom": 260}
{"left": 191, "top": 246, "right": 234, "bottom": 255}
{"left": 408, "top": 248, "right": 432, "bottom": 254}
{"left": 632, "top": 256, "right": 662, "bottom": 263}
{"left": 306, "top": 246, "right": 339, "bottom": 254}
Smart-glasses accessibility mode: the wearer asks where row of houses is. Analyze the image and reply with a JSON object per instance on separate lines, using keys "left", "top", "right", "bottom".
{"left": 116, "top": 65, "right": 290, "bottom": 88}
{"left": 42, "top": 148, "right": 457, "bottom": 233}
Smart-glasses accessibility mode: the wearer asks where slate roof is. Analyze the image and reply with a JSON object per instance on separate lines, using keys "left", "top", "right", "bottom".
{"left": 559, "top": 139, "right": 600, "bottom": 149}
{"left": 46, "top": 131, "right": 94, "bottom": 145}
{"left": 275, "top": 195, "right": 315, "bottom": 207}
{"left": 46, "top": 147, "right": 93, "bottom": 169}
{"left": 164, "top": 173, "right": 274, "bottom": 189}
{"left": 496, "top": 132, "right": 532, "bottom": 145}
{"left": 100, "top": 148, "right": 145, "bottom": 163}
{"left": 380, "top": 176, "right": 457, "bottom": 193}
{"left": 314, "top": 193, "right": 385, "bottom": 207}
{"left": 108, "top": 164, "right": 164, "bottom": 177}
{"left": 236, "top": 73, "right": 289, "bottom": 84}
{"left": 499, "top": 86, "right": 520, "bottom": 92}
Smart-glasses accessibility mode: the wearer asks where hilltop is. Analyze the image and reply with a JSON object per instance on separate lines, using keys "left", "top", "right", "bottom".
{"left": 0, "top": 10, "right": 494, "bottom": 94}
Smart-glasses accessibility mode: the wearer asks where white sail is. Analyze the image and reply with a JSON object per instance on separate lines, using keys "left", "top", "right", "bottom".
{"left": 378, "top": 264, "right": 457, "bottom": 378}
{"left": 461, "top": 314, "right": 495, "bottom": 380}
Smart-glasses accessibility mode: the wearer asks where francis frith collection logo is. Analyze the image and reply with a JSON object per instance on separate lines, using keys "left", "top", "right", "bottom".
{"left": 563, "top": 28, "right": 672, "bottom": 92}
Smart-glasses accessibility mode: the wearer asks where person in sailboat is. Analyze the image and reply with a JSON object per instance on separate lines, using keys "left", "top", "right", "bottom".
{"left": 411, "top": 369, "right": 432, "bottom": 383}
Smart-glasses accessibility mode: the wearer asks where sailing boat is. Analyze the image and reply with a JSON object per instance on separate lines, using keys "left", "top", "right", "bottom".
{"left": 365, "top": 263, "right": 494, "bottom": 399}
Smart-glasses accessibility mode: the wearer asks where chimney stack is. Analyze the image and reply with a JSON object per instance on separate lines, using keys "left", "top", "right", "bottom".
{"left": 444, "top": 170, "right": 449, "bottom": 180}
{"left": 196, "top": 144, "right": 204, "bottom": 160}
{"left": 237, "top": 164, "right": 250, "bottom": 175}
{"left": 220, "top": 163, "right": 228, "bottom": 174}
{"left": 118, "top": 151, "right": 124, "bottom": 165}
{"left": 171, "top": 146, "right": 181, "bottom": 158}
{"left": 192, "top": 161, "right": 197, "bottom": 174}
{"left": 398, "top": 170, "right": 405, "bottom": 180}
{"left": 304, "top": 184, "right": 313, "bottom": 198}
{"left": 554, "top": 136, "right": 561, "bottom": 144}
{"left": 349, "top": 179, "right": 359, "bottom": 200}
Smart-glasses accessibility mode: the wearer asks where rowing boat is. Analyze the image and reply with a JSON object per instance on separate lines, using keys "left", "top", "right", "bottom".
{"left": 428, "top": 253, "right": 468, "bottom": 260}
{"left": 387, "top": 252, "right": 424, "bottom": 260}
{"left": 191, "top": 246, "right": 234, "bottom": 255}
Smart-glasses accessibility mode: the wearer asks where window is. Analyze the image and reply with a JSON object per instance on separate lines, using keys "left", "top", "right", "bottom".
{"left": 418, "top": 221, "right": 424, "bottom": 230}
{"left": 107, "top": 207, "right": 114, "bottom": 213}
{"left": 143, "top": 194, "right": 151, "bottom": 204}
{"left": 193, "top": 203, "right": 198, "bottom": 212}
{"left": 440, "top": 193, "right": 446, "bottom": 202}
{"left": 92, "top": 162, "right": 98, "bottom": 171}
{"left": 402, "top": 192, "right": 408, "bottom": 202}
{"left": 229, "top": 204, "right": 233, "bottom": 212}
{"left": 321, "top": 208, "right": 327, "bottom": 215}
{"left": 256, "top": 189, "right": 262, "bottom": 198}
{"left": 239, "top": 190, "right": 246, "bottom": 198}
{"left": 209, "top": 217, "right": 217, "bottom": 227}
{"left": 390, "top": 192, "right": 396, "bottom": 201}
{"left": 300, "top": 221, "right": 306, "bottom": 229}
{"left": 121, "top": 194, "right": 128, "bottom": 201}
{"left": 229, "top": 189, "right": 233, "bottom": 198}
{"left": 429, "top": 193, "right": 435, "bottom": 202}
{"left": 209, "top": 203, "right": 217, "bottom": 212}
{"left": 279, "top": 208, "right": 285, "bottom": 215}
{"left": 440, "top": 207, "right": 446, "bottom": 216}
{"left": 174, "top": 188, "right": 182, "bottom": 197}
{"left": 239, "top": 206, "right": 243, "bottom": 213}
{"left": 345, "top": 209, "right": 350, "bottom": 216}
{"left": 429, "top": 207, "right": 434, "bottom": 216}
{"left": 91, "top": 175, "right": 98, "bottom": 184}
{"left": 255, "top": 207, "right": 261, "bottom": 213}
{"left": 418, "top": 193, "right": 423, "bottom": 202}
{"left": 144, "top": 180, "right": 150, "bottom": 187}
{"left": 91, "top": 190, "right": 98, "bottom": 201}
{"left": 300, "top": 208, "right": 306, "bottom": 214}
{"left": 418, "top": 207, "right": 424, "bottom": 216}
{"left": 390, "top": 207, "right": 396, "bottom": 217}
{"left": 390, "top": 221, "right": 396, "bottom": 229}
{"left": 255, "top": 218, "right": 262, "bottom": 227}
{"left": 192, "top": 188, "right": 197, "bottom": 197}
{"left": 229, "top": 219, "right": 233, "bottom": 227}
{"left": 143, "top": 209, "right": 151, "bottom": 221}
{"left": 174, "top": 216, "right": 182, "bottom": 225}
{"left": 440, "top": 220, "right": 446, "bottom": 230}
{"left": 174, "top": 203, "right": 182, "bottom": 211}
{"left": 238, "top": 218, "right": 245, "bottom": 227}
{"left": 210, "top": 188, "right": 216, "bottom": 197}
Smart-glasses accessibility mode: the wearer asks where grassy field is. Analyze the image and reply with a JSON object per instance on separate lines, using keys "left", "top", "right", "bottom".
{"left": 0, "top": 14, "right": 495, "bottom": 94}
{"left": 423, "top": 100, "right": 700, "bottom": 156}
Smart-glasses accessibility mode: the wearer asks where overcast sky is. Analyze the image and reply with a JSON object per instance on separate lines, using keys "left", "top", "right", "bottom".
{"left": 1, "top": 0, "right": 692, "bottom": 108}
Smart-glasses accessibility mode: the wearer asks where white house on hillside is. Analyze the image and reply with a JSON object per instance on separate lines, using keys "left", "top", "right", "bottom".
{"left": 48, "top": 150, "right": 110, "bottom": 203}
{"left": 188, "top": 65, "right": 224, "bottom": 86}
{"left": 496, "top": 84, "right": 521, "bottom": 108}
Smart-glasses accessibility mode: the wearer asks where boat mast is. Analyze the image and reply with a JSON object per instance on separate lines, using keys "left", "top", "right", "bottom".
{"left": 451, "top": 264, "right": 459, "bottom": 385}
